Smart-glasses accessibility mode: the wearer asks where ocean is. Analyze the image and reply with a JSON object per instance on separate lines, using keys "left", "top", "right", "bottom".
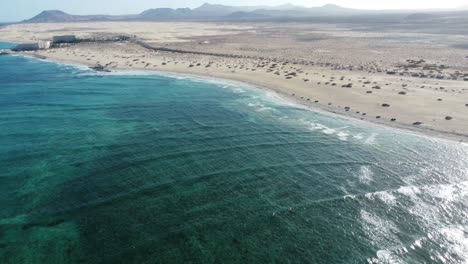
{"left": 0, "top": 43, "right": 467, "bottom": 263}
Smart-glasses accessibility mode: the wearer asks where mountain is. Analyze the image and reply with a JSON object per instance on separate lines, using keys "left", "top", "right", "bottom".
{"left": 225, "top": 11, "right": 271, "bottom": 20}
{"left": 307, "top": 4, "right": 359, "bottom": 15}
{"left": 21, "top": 3, "right": 468, "bottom": 23}
{"left": 238, "top": 4, "right": 360, "bottom": 18}
{"left": 194, "top": 3, "right": 257, "bottom": 14}
{"left": 139, "top": 8, "right": 193, "bottom": 19}
{"left": 404, "top": 13, "right": 440, "bottom": 21}
{"left": 23, "top": 10, "right": 133, "bottom": 23}
{"left": 25, "top": 10, "right": 74, "bottom": 23}
{"left": 23, "top": 4, "right": 363, "bottom": 23}
{"left": 193, "top": 3, "right": 305, "bottom": 15}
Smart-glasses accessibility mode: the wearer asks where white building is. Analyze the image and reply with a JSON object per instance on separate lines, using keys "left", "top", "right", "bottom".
{"left": 37, "top": 41, "right": 51, "bottom": 49}
{"left": 13, "top": 41, "right": 51, "bottom": 51}
{"left": 53, "top": 35, "right": 77, "bottom": 43}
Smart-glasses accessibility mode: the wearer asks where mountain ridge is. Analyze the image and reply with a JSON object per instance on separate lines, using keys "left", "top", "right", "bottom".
{"left": 22, "top": 3, "right": 467, "bottom": 23}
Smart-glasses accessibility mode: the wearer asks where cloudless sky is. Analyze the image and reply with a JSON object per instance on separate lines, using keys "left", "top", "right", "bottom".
{"left": 1, "top": 0, "right": 467, "bottom": 22}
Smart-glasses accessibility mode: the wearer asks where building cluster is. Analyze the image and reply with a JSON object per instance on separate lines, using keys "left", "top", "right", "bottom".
{"left": 52, "top": 35, "right": 77, "bottom": 44}
{"left": 13, "top": 41, "right": 51, "bottom": 51}
{"left": 13, "top": 35, "right": 77, "bottom": 51}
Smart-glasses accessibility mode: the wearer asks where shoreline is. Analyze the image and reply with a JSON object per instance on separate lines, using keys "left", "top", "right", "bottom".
{"left": 1, "top": 20, "right": 468, "bottom": 143}
{"left": 20, "top": 52, "right": 468, "bottom": 144}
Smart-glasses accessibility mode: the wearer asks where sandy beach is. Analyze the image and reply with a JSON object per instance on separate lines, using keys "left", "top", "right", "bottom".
{"left": 1, "top": 21, "right": 467, "bottom": 141}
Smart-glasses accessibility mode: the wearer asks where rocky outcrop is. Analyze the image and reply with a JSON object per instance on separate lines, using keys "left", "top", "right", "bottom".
{"left": 90, "top": 64, "right": 111, "bottom": 72}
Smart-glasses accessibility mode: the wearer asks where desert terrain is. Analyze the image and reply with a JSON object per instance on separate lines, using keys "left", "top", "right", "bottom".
{"left": 1, "top": 21, "right": 468, "bottom": 140}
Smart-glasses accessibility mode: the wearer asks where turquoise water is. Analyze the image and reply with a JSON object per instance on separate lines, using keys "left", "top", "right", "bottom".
{"left": 0, "top": 42, "right": 14, "bottom": 49}
{"left": 0, "top": 46, "right": 467, "bottom": 263}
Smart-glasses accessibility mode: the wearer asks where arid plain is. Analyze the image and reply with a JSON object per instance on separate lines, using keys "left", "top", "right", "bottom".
{"left": 1, "top": 20, "right": 468, "bottom": 140}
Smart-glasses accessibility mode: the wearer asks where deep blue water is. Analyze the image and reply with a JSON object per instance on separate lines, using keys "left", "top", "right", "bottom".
{"left": 0, "top": 46, "right": 467, "bottom": 263}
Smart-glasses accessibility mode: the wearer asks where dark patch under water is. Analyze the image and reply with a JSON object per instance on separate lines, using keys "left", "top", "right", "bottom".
{"left": 0, "top": 48, "right": 467, "bottom": 263}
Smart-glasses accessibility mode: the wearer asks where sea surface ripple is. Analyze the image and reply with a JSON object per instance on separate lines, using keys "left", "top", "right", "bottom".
{"left": 0, "top": 44, "right": 467, "bottom": 263}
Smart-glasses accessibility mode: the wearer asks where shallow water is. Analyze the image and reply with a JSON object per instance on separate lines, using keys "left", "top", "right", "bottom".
{"left": 0, "top": 42, "right": 14, "bottom": 49}
{"left": 0, "top": 47, "right": 467, "bottom": 263}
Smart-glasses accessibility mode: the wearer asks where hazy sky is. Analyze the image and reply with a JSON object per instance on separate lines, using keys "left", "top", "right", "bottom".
{"left": 2, "top": 0, "right": 467, "bottom": 21}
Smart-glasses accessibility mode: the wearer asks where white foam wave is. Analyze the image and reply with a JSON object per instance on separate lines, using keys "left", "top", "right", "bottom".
{"left": 17, "top": 55, "right": 94, "bottom": 73}
{"left": 232, "top": 88, "right": 245, "bottom": 93}
{"left": 358, "top": 165, "right": 374, "bottom": 185}
{"left": 366, "top": 190, "right": 397, "bottom": 207}
{"left": 396, "top": 182, "right": 468, "bottom": 226}
{"left": 247, "top": 102, "right": 275, "bottom": 112}
{"left": 301, "top": 120, "right": 372, "bottom": 142}
{"left": 322, "top": 127, "right": 336, "bottom": 135}
{"left": 426, "top": 181, "right": 467, "bottom": 202}
{"left": 337, "top": 131, "right": 349, "bottom": 141}
{"left": 397, "top": 185, "right": 421, "bottom": 197}
{"left": 360, "top": 210, "right": 401, "bottom": 248}
{"left": 82, "top": 69, "right": 165, "bottom": 77}
{"left": 365, "top": 133, "right": 378, "bottom": 145}
{"left": 307, "top": 122, "right": 326, "bottom": 131}
{"left": 354, "top": 133, "right": 364, "bottom": 140}
{"left": 363, "top": 181, "right": 468, "bottom": 263}
{"left": 374, "top": 249, "right": 402, "bottom": 264}
{"left": 437, "top": 226, "right": 468, "bottom": 263}
{"left": 368, "top": 226, "right": 468, "bottom": 264}
{"left": 397, "top": 181, "right": 468, "bottom": 203}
